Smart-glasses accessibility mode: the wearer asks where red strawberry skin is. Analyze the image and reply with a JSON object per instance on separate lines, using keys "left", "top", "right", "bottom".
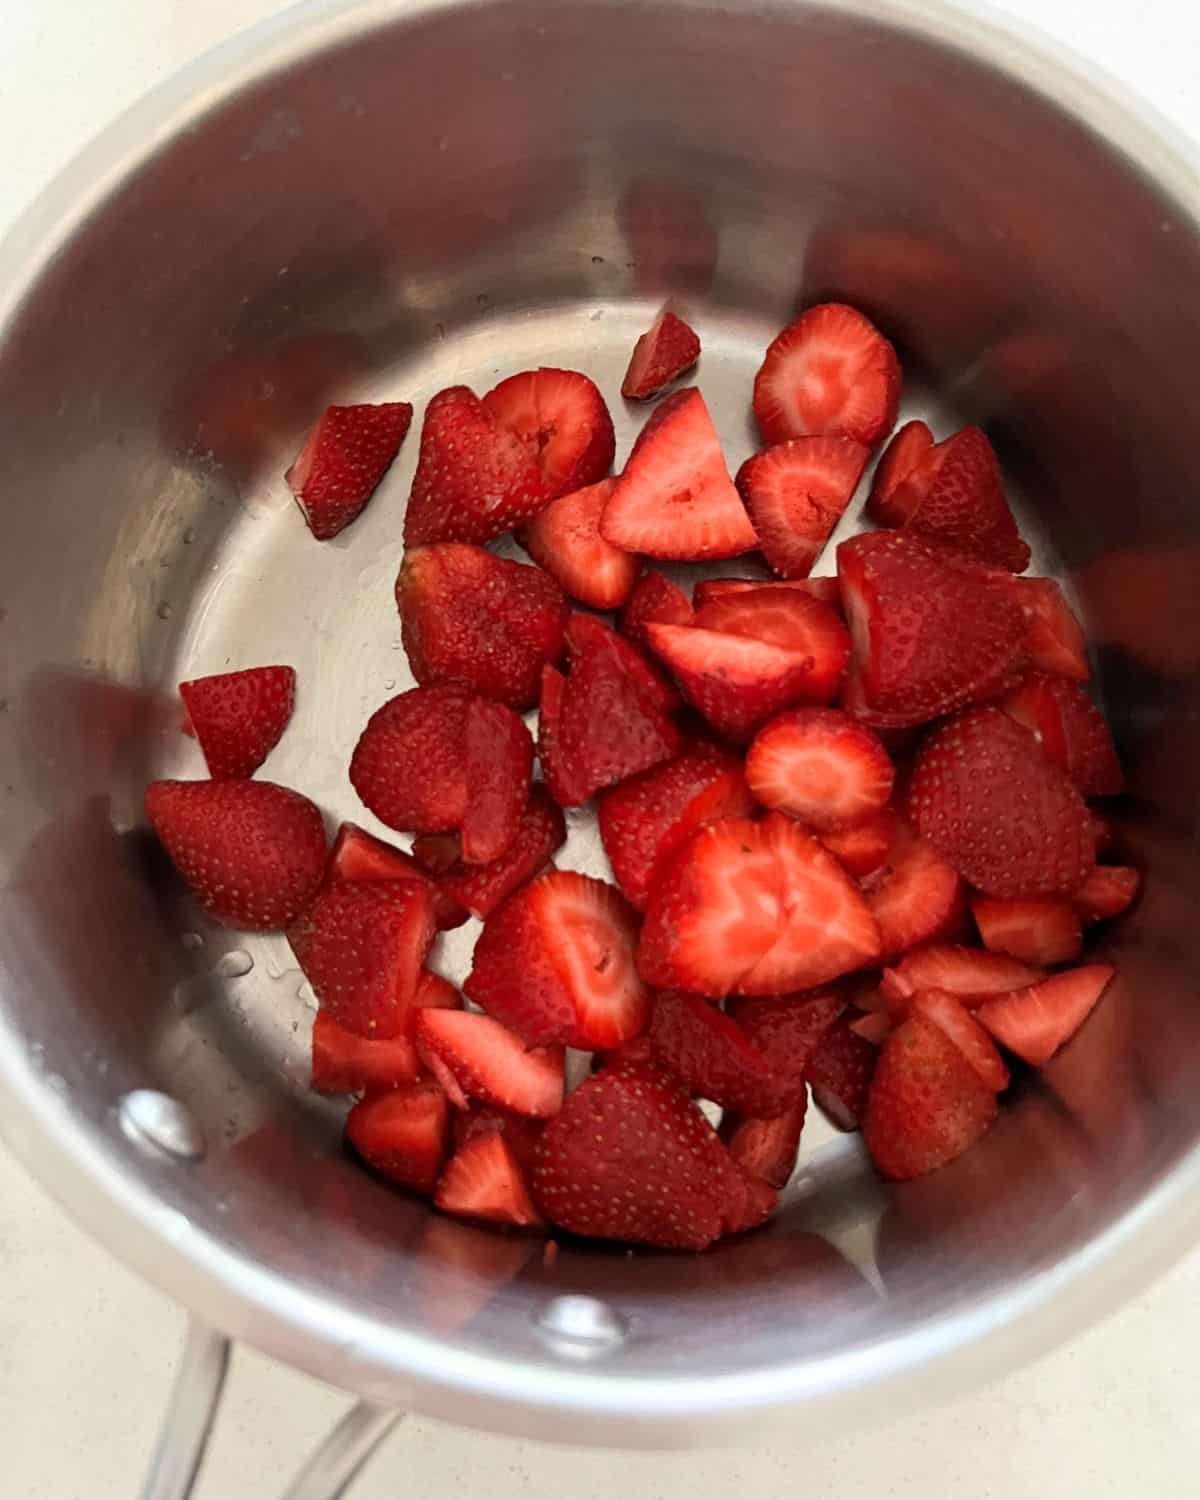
{"left": 1010, "top": 578, "right": 1089, "bottom": 682}
{"left": 729, "top": 989, "right": 846, "bottom": 1095}
{"left": 1074, "top": 865, "right": 1140, "bottom": 923}
{"left": 620, "top": 569, "right": 694, "bottom": 650}
{"left": 179, "top": 666, "right": 295, "bottom": 780}
{"left": 452, "top": 1105, "right": 544, "bottom": 1178}
{"left": 650, "top": 990, "right": 794, "bottom": 1115}
{"left": 346, "top": 1082, "right": 450, "bottom": 1195}
{"left": 520, "top": 477, "right": 640, "bottom": 610}
{"left": 311, "top": 1010, "right": 422, "bottom": 1094}
{"left": 286, "top": 401, "right": 412, "bottom": 540}
{"left": 1001, "top": 673, "right": 1123, "bottom": 797}
{"left": 349, "top": 685, "right": 471, "bottom": 835}
{"left": 459, "top": 697, "right": 532, "bottom": 865}
{"left": 434, "top": 1133, "right": 544, "bottom": 1229}
{"left": 621, "top": 310, "right": 702, "bottom": 400}
{"left": 329, "top": 821, "right": 466, "bottom": 931}
{"left": 805, "top": 1016, "right": 878, "bottom": 1130}
{"left": 866, "top": 419, "right": 934, "bottom": 527}
{"left": 903, "top": 426, "right": 1031, "bottom": 573}
{"left": 145, "top": 779, "right": 327, "bottom": 931}
{"left": 735, "top": 435, "right": 869, "bottom": 579}
{"left": 482, "top": 367, "right": 615, "bottom": 498}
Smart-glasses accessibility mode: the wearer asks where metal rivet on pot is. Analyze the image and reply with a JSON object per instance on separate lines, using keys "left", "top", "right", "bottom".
{"left": 118, "top": 1089, "right": 206, "bottom": 1162}
{"left": 533, "top": 1295, "right": 629, "bottom": 1358}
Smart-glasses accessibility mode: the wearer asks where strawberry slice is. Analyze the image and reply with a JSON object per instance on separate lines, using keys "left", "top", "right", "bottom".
{"left": 695, "top": 583, "right": 851, "bottom": 704}
{"left": 451, "top": 1105, "right": 544, "bottom": 1177}
{"left": 909, "top": 989, "right": 1010, "bottom": 1092}
{"left": 735, "top": 436, "right": 869, "bottom": 578}
{"left": 970, "top": 894, "right": 1083, "bottom": 965}
{"left": 1001, "top": 673, "right": 1123, "bottom": 797}
{"left": 838, "top": 531, "right": 1026, "bottom": 727}
{"left": 601, "top": 389, "right": 757, "bottom": 560}
{"left": 728, "top": 989, "right": 846, "bottom": 1093}
{"left": 907, "top": 706, "right": 1096, "bottom": 897}
{"left": 621, "top": 310, "right": 702, "bottom": 400}
{"left": 330, "top": 822, "right": 466, "bottom": 931}
{"left": 720, "top": 1098, "right": 808, "bottom": 1189}
{"left": 310, "top": 1010, "right": 423, "bottom": 1094}
{"left": 866, "top": 419, "right": 934, "bottom": 526}
{"left": 521, "top": 478, "right": 640, "bottom": 609}
{"left": 901, "top": 427, "right": 1030, "bottom": 572}
{"left": 434, "top": 1133, "right": 544, "bottom": 1229}
{"left": 179, "top": 666, "right": 295, "bottom": 780}
{"left": 805, "top": 1016, "right": 878, "bottom": 1130}
{"left": 466, "top": 870, "right": 652, "bottom": 1049}
{"left": 862, "top": 820, "right": 967, "bottom": 960}
{"left": 597, "top": 743, "right": 754, "bottom": 909}
{"left": 404, "top": 386, "right": 548, "bottom": 547}
{"left": 1074, "top": 865, "right": 1140, "bottom": 922}
{"left": 976, "top": 964, "right": 1115, "bottom": 1065}
{"left": 638, "top": 813, "right": 881, "bottom": 998}
{"left": 286, "top": 401, "right": 413, "bottom": 540}
{"left": 145, "top": 779, "right": 327, "bottom": 931}
{"left": 345, "top": 1081, "right": 451, "bottom": 1195}
{"left": 460, "top": 697, "right": 532, "bottom": 864}
{"left": 650, "top": 990, "right": 793, "bottom": 1115}
{"left": 863, "top": 1015, "right": 998, "bottom": 1179}
{"left": 745, "top": 707, "right": 893, "bottom": 832}
{"left": 397, "top": 543, "right": 567, "bottom": 711}
{"left": 818, "top": 808, "right": 899, "bottom": 879}
{"left": 482, "top": 367, "right": 615, "bottom": 499}
{"left": 1010, "top": 577, "right": 1089, "bottom": 681}
{"left": 879, "top": 944, "right": 1044, "bottom": 1012}
{"left": 414, "top": 1009, "right": 564, "bottom": 1118}
{"left": 693, "top": 576, "right": 843, "bottom": 612}
{"left": 620, "top": 569, "right": 694, "bottom": 650}
{"left": 753, "top": 303, "right": 901, "bottom": 448}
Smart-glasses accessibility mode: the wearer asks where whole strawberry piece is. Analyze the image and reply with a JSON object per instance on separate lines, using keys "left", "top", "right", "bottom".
{"left": 901, "top": 427, "right": 1031, "bottom": 573}
{"left": 620, "top": 569, "right": 694, "bottom": 650}
{"left": 621, "top": 310, "right": 702, "bottom": 400}
{"left": 286, "top": 401, "right": 413, "bottom": 540}
{"left": 145, "top": 779, "right": 326, "bottom": 931}
{"left": 735, "top": 435, "right": 869, "bottom": 578}
{"left": 482, "top": 367, "right": 615, "bottom": 499}
{"left": 179, "top": 666, "right": 295, "bottom": 780}
{"left": 866, "top": 419, "right": 934, "bottom": 527}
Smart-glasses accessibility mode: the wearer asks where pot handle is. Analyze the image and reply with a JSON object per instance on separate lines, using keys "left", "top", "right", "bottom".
{"left": 139, "top": 1318, "right": 402, "bottom": 1499}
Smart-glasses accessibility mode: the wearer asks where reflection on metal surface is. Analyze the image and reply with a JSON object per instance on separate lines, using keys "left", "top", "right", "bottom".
{"left": 120, "top": 1090, "right": 207, "bottom": 1163}
{"left": 534, "top": 1295, "right": 631, "bottom": 1359}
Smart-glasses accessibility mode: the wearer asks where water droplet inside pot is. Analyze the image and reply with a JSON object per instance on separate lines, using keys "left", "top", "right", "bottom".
{"left": 213, "top": 949, "right": 253, "bottom": 979}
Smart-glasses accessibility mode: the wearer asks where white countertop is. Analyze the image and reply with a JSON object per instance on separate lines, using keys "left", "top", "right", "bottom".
{"left": 3, "top": 2, "right": 1200, "bottom": 1495}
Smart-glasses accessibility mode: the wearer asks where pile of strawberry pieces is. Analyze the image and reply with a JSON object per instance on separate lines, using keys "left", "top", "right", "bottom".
{"left": 146, "top": 302, "right": 1137, "bottom": 1253}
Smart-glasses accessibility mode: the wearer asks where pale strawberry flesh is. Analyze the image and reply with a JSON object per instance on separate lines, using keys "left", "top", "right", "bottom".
{"left": 976, "top": 964, "right": 1116, "bottom": 1066}
{"left": 482, "top": 367, "right": 615, "bottom": 499}
{"left": 414, "top": 1008, "right": 565, "bottom": 1118}
{"left": 745, "top": 706, "right": 893, "bottom": 832}
{"left": 521, "top": 477, "right": 640, "bottom": 610}
{"left": 866, "top": 419, "right": 934, "bottom": 527}
{"left": 735, "top": 435, "right": 868, "bottom": 578}
{"left": 346, "top": 1082, "right": 450, "bottom": 1195}
{"left": 971, "top": 894, "right": 1083, "bottom": 966}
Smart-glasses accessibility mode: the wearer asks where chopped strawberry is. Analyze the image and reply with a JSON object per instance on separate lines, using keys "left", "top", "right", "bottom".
{"left": 435, "top": 1133, "right": 544, "bottom": 1229}
{"left": 414, "top": 1009, "right": 564, "bottom": 1118}
{"left": 620, "top": 569, "right": 694, "bottom": 650}
{"left": 1074, "top": 865, "right": 1140, "bottom": 922}
{"left": 693, "top": 576, "right": 843, "bottom": 613}
{"left": 329, "top": 822, "right": 466, "bottom": 931}
{"left": 849, "top": 1010, "right": 893, "bottom": 1045}
{"left": 720, "top": 1098, "right": 808, "bottom": 1189}
{"left": 621, "top": 310, "right": 702, "bottom": 399}
{"left": 970, "top": 894, "right": 1083, "bottom": 966}
{"left": 601, "top": 389, "right": 758, "bottom": 560}
{"left": 521, "top": 478, "right": 640, "bottom": 609}
{"left": 482, "top": 367, "right": 615, "bottom": 498}
{"left": 414, "top": 969, "right": 462, "bottom": 1011}
{"left": 311, "top": 1010, "right": 423, "bottom": 1094}
{"left": 466, "top": 870, "right": 652, "bottom": 1048}
{"left": 728, "top": 989, "right": 846, "bottom": 1093}
{"left": 879, "top": 944, "right": 1044, "bottom": 1012}
{"left": 451, "top": 1105, "right": 544, "bottom": 1177}
{"left": 695, "top": 584, "right": 851, "bottom": 702}
{"left": 866, "top": 419, "right": 934, "bottom": 526}
{"left": 753, "top": 303, "right": 901, "bottom": 448}
{"left": 901, "top": 427, "right": 1030, "bottom": 572}
{"left": 590, "top": 1033, "right": 658, "bottom": 1073}
{"left": 345, "top": 1081, "right": 450, "bottom": 1195}
{"left": 907, "top": 706, "right": 1096, "bottom": 896}
{"left": 403, "top": 386, "right": 548, "bottom": 547}
{"left": 397, "top": 543, "right": 568, "bottom": 711}
{"left": 805, "top": 1017, "right": 878, "bottom": 1130}
{"left": 638, "top": 813, "right": 881, "bottom": 998}
{"left": 179, "top": 666, "right": 295, "bottom": 780}
{"left": 460, "top": 697, "right": 532, "bottom": 864}
{"left": 863, "top": 1015, "right": 997, "bottom": 1179}
{"left": 745, "top": 707, "right": 893, "bottom": 832}
{"left": 1010, "top": 577, "right": 1089, "bottom": 681}
{"left": 862, "top": 821, "right": 967, "bottom": 960}
{"left": 723, "top": 1168, "right": 779, "bottom": 1235}
{"left": 838, "top": 531, "right": 1026, "bottom": 727}
{"left": 650, "top": 990, "right": 794, "bottom": 1115}
{"left": 286, "top": 401, "right": 413, "bottom": 540}
{"left": 819, "top": 808, "right": 899, "bottom": 879}
{"left": 977, "top": 964, "right": 1116, "bottom": 1065}
{"left": 145, "top": 779, "right": 327, "bottom": 931}
{"left": 735, "top": 436, "right": 869, "bottom": 578}
{"left": 909, "top": 989, "right": 1010, "bottom": 1092}
{"left": 1001, "top": 673, "right": 1123, "bottom": 797}
{"left": 289, "top": 877, "right": 436, "bottom": 1038}
{"left": 597, "top": 744, "right": 754, "bottom": 909}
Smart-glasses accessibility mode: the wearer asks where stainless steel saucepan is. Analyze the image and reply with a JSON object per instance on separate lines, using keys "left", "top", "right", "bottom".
{"left": 2, "top": 0, "right": 1199, "bottom": 1491}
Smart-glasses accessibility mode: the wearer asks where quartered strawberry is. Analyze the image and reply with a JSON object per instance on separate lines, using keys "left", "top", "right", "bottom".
{"left": 179, "top": 666, "right": 295, "bottom": 780}
{"left": 976, "top": 964, "right": 1115, "bottom": 1066}
{"left": 620, "top": 569, "right": 694, "bottom": 650}
{"left": 866, "top": 419, "right": 934, "bottom": 526}
{"left": 838, "top": 531, "right": 1026, "bottom": 727}
{"left": 621, "top": 310, "right": 702, "bottom": 399}
{"left": 880, "top": 944, "right": 1043, "bottom": 1012}
{"left": 901, "top": 427, "right": 1030, "bottom": 572}
{"left": 451, "top": 1105, "right": 544, "bottom": 1177}
{"left": 745, "top": 707, "right": 893, "bottom": 832}
{"left": 414, "top": 1008, "right": 564, "bottom": 1118}
{"left": 970, "top": 894, "right": 1083, "bottom": 966}
{"left": 735, "top": 435, "right": 869, "bottom": 578}
{"left": 286, "top": 401, "right": 413, "bottom": 540}
{"left": 460, "top": 697, "right": 532, "bottom": 864}
{"left": 145, "top": 779, "right": 327, "bottom": 931}
{"left": 330, "top": 822, "right": 466, "bottom": 931}
{"left": 728, "top": 989, "right": 846, "bottom": 1094}
{"left": 753, "top": 303, "right": 901, "bottom": 448}
{"left": 483, "top": 367, "right": 615, "bottom": 499}
{"left": 403, "top": 386, "right": 548, "bottom": 547}
{"left": 521, "top": 478, "right": 640, "bottom": 609}
{"left": 601, "top": 389, "right": 757, "bottom": 560}
{"left": 863, "top": 1015, "right": 997, "bottom": 1179}
{"left": 1010, "top": 577, "right": 1089, "bottom": 681}
{"left": 434, "top": 1133, "right": 544, "bottom": 1229}
{"left": 597, "top": 743, "right": 754, "bottom": 909}
{"left": 638, "top": 813, "right": 881, "bottom": 998}
{"left": 466, "top": 870, "right": 652, "bottom": 1048}
{"left": 1001, "top": 673, "right": 1123, "bottom": 797}
{"left": 650, "top": 990, "right": 793, "bottom": 1115}
{"left": 819, "top": 808, "right": 899, "bottom": 879}
{"left": 345, "top": 1081, "right": 451, "bottom": 1195}
{"left": 311, "top": 1010, "right": 422, "bottom": 1094}
{"left": 397, "top": 543, "right": 568, "bottom": 711}
{"left": 909, "top": 988, "right": 1010, "bottom": 1092}
{"left": 289, "top": 877, "right": 436, "bottom": 1038}
{"left": 1074, "top": 865, "right": 1140, "bottom": 922}
{"left": 907, "top": 706, "right": 1096, "bottom": 897}
{"left": 805, "top": 1016, "right": 878, "bottom": 1130}
{"left": 720, "top": 1098, "right": 808, "bottom": 1189}
{"left": 693, "top": 576, "right": 843, "bottom": 613}
{"left": 862, "top": 820, "right": 967, "bottom": 960}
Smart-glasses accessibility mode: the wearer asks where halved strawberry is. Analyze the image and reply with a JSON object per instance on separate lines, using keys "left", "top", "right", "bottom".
{"left": 1074, "top": 865, "right": 1140, "bottom": 922}
{"left": 863, "top": 1015, "right": 997, "bottom": 1179}
{"left": 909, "top": 988, "right": 1010, "bottom": 1092}
{"left": 720, "top": 1098, "right": 808, "bottom": 1189}
{"left": 976, "top": 964, "right": 1116, "bottom": 1065}
{"left": 805, "top": 1016, "right": 878, "bottom": 1130}
{"left": 620, "top": 569, "right": 694, "bottom": 650}
{"left": 330, "top": 822, "right": 466, "bottom": 931}
{"left": 745, "top": 707, "right": 893, "bottom": 832}
{"left": 862, "top": 820, "right": 966, "bottom": 960}
{"left": 650, "top": 990, "right": 793, "bottom": 1115}
{"left": 902, "top": 427, "right": 1030, "bottom": 572}
{"left": 601, "top": 389, "right": 757, "bottom": 560}
{"left": 866, "top": 419, "right": 934, "bottom": 527}
{"left": 693, "top": 576, "right": 843, "bottom": 613}
{"left": 451, "top": 1105, "right": 544, "bottom": 1177}
{"left": 460, "top": 697, "right": 532, "bottom": 864}
{"left": 735, "top": 436, "right": 869, "bottom": 578}
{"left": 404, "top": 386, "right": 548, "bottom": 547}
{"left": 1010, "top": 577, "right": 1089, "bottom": 681}
{"left": 970, "top": 894, "right": 1083, "bottom": 965}
{"left": 728, "top": 989, "right": 846, "bottom": 1093}
{"left": 907, "top": 706, "right": 1096, "bottom": 897}
{"left": 414, "top": 1009, "right": 564, "bottom": 1118}
{"left": 819, "top": 808, "right": 899, "bottom": 879}
{"left": 434, "top": 1133, "right": 544, "bottom": 1229}
{"left": 638, "top": 813, "right": 881, "bottom": 998}
{"left": 466, "top": 870, "right": 652, "bottom": 1048}
{"left": 286, "top": 401, "right": 413, "bottom": 540}
{"left": 145, "top": 779, "right": 327, "bottom": 931}
{"left": 345, "top": 1081, "right": 451, "bottom": 1194}
{"left": 311, "top": 1010, "right": 423, "bottom": 1094}
{"left": 753, "top": 303, "right": 901, "bottom": 448}
{"left": 621, "top": 310, "right": 702, "bottom": 399}
{"left": 397, "top": 543, "right": 568, "bottom": 711}
{"left": 521, "top": 478, "right": 640, "bottom": 609}
{"left": 879, "top": 944, "right": 1043, "bottom": 1012}
{"left": 482, "top": 367, "right": 615, "bottom": 499}
{"left": 838, "top": 531, "right": 1026, "bottom": 727}
{"left": 179, "top": 666, "right": 295, "bottom": 780}
{"left": 1001, "top": 673, "right": 1123, "bottom": 797}
{"left": 597, "top": 743, "right": 754, "bottom": 909}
